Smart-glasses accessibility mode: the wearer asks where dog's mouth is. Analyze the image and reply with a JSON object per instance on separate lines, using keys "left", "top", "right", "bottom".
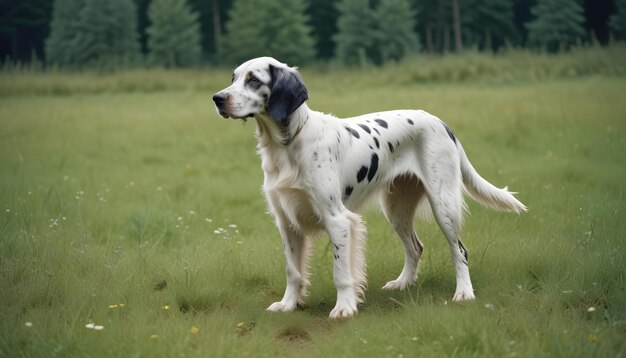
{"left": 218, "top": 110, "right": 254, "bottom": 121}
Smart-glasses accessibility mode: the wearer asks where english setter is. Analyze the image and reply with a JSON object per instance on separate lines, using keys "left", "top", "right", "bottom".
{"left": 212, "top": 57, "right": 526, "bottom": 319}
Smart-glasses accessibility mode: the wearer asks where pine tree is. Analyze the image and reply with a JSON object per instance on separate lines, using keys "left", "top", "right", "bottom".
{"left": 147, "top": 0, "right": 202, "bottom": 67}
{"left": 413, "top": 0, "right": 447, "bottom": 53}
{"left": 261, "top": 0, "right": 316, "bottom": 64}
{"left": 307, "top": 0, "right": 339, "bottom": 59}
{"left": 610, "top": 0, "right": 626, "bottom": 40}
{"left": 45, "top": 0, "right": 141, "bottom": 68}
{"left": 45, "top": 0, "right": 85, "bottom": 67}
{"left": 76, "top": 0, "right": 141, "bottom": 67}
{"left": 376, "top": 0, "right": 420, "bottom": 62}
{"left": 222, "top": 0, "right": 315, "bottom": 65}
{"left": 221, "top": 0, "right": 264, "bottom": 63}
{"left": 526, "top": 0, "right": 586, "bottom": 52}
{"left": 463, "top": 0, "right": 517, "bottom": 51}
{"left": 334, "top": 0, "right": 378, "bottom": 65}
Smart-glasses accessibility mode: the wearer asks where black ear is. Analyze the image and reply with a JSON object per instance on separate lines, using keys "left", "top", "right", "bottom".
{"left": 268, "top": 64, "right": 308, "bottom": 124}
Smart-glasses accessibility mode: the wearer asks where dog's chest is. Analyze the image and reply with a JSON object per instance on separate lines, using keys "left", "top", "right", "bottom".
{"left": 260, "top": 146, "right": 323, "bottom": 234}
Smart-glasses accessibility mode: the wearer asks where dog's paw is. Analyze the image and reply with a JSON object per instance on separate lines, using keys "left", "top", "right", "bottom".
{"left": 381, "top": 278, "right": 414, "bottom": 291}
{"left": 329, "top": 292, "right": 358, "bottom": 319}
{"left": 452, "top": 290, "right": 475, "bottom": 302}
{"left": 266, "top": 300, "right": 297, "bottom": 312}
{"left": 329, "top": 304, "right": 358, "bottom": 319}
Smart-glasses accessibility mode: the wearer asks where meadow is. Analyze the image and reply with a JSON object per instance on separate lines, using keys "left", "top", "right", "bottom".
{"left": 1, "top": 49, "right": 625, "bottom": 357}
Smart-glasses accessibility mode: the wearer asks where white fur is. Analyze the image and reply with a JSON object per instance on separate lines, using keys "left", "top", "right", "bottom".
{"left": 213, "top": 57, "right": 526, "bottom": 319}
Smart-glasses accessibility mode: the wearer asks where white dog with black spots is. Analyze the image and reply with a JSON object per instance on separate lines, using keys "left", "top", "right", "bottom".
{"left": 212, "top": 57, "right": 526, "bottom": 319}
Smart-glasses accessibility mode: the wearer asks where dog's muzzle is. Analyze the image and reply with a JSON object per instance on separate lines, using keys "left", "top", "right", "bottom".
{"left": 212, "top": 93, "right": 229, "bottom": 118}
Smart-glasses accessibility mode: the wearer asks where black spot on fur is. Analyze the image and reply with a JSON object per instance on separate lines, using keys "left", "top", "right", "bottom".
{"left": 345, "top": 127, "right": 360, "bottom": 139}
{"left": 313, "top": 152, "right": 318, "bottom": 161}
{"left": 458, "top": 241, "right": 468, "bottom": 264}
{"left": 373, "top": 127, "right": 381, "bottom": 135}
{"left": 357, "top": 124, "right": 371, "bottom": 134}
{"left": 442, "top": 122, "right": 457, "bottom": 143}
{"left": 388, "top": 142, "right": 395, "bottom": 153}
{"left": 373, "top": 137, "right": 380, "bottom": 148}
{"left": 415, "top": 235, "right": 424, "bottom": 253}
{"left": 374, "top": 119, "right": 388, "bottom": 128}
{"left": 367, "top": 153, "right": 379, "bottom": 181}
{"left": 344, "top": 186, "right": 353, "bottom": 199}
{"left": 407, "top": 118, "right": 414, "bottom": 125}
{"left": 410, "top": 234, "right": 422, "bottom": 254}
{"left": 356, "top": 166, "right": 368, "bottom": 183}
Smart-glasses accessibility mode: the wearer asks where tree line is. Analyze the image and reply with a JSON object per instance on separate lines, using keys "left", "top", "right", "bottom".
{"left": 1, "top": 0, "right": 626, "bottom": 68}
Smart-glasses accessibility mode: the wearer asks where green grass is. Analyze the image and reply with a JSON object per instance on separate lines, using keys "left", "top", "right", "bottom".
{"left": 2, "top": 45, "right": 626, "bottom": 97}
{"left": 1, "top": 57, "right": 625, "bottom": 356}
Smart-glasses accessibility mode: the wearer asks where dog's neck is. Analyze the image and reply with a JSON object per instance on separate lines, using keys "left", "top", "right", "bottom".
{"left": 255, "top": 103, "right": 310, "bottom": 148}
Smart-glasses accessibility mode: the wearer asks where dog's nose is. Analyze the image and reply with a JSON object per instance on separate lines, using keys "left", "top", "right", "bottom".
{"left": 212, "top": 93, "right": 227, "bottom": 107}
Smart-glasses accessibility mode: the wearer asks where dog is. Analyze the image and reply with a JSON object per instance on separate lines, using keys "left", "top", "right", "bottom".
{"left": 212, "top": 57, "right": 526, "bottom": 319}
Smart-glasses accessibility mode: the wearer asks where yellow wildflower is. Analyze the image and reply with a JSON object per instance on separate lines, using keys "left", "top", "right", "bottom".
{"left": 190, "top": 326, "right": 200, "bottom": 335}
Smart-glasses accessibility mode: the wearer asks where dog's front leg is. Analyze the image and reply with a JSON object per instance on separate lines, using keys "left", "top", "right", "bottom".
{"left": 266, "top": 214, "right": 307, "bottom": 312}
{"left": 324, "top": 210, "right": 360, "bottom": 319}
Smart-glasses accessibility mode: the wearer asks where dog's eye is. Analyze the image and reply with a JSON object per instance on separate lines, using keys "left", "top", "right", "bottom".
{"left": 248, "top": 76, "right": 261, "bottom": 85}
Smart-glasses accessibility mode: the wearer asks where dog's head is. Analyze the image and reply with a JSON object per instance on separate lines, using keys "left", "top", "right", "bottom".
{"left": 212, "top": 57, "right": 308, "bottom": 124}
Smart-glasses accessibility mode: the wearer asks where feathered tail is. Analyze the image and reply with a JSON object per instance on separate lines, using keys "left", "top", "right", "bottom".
{"left": 457, "top": 141, "right": 527, "bottom": 214}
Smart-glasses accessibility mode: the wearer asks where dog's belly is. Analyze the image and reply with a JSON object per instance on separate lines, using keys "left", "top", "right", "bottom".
{"left": 276, "top": 188, "right": 324, "bottom": 234}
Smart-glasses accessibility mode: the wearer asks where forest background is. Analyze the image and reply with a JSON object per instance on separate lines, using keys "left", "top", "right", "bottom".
{"left": 1, "top": 0, "right": 626, "bottom": 68}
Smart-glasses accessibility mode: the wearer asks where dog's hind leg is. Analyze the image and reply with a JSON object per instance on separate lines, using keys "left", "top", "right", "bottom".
{"left": 266, "top": 214, "right": 310, "bottom": 312}
{"left": 381, "top": 174, "right": 425, "bottom": 290}
{"left": 421, "top": 149, "right": 475, "bottom": 301}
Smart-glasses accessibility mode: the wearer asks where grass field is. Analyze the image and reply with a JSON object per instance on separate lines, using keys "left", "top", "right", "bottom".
{"left": 1, "top": 52, "right": 625, "bottom": 357}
